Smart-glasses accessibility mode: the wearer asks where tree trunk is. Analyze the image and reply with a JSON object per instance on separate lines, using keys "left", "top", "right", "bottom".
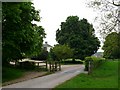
{"left": 72, "top": 58, "right": 75, "bottom": 62}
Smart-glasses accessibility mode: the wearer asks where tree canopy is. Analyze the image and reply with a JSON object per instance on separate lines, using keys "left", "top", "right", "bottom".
{"left": 56, "top": 16, "right": 100, "bottom": 60}
{"left": 102, "top": 32, "right": 120, "bottom": 59}
{"left": 87, "top": 0, "right": 120, "bottom": 39}
{"left": 50, "top": 44, "right": 73, "bottom": 61}
{"left": 2, "top": 2, "right": 45, "bottom": 65}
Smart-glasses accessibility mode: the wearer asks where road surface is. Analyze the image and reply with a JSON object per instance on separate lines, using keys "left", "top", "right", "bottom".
{"left": 2, "top": 64, "right": 86, "bottom": 88}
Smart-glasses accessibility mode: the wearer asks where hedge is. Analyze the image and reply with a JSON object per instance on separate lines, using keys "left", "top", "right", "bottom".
{"left": 84, "top": 56, "right": 105, "bottom": 73}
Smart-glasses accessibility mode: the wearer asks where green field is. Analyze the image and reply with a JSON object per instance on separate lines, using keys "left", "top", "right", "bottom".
{"left": 55, "top": 61, "right": 119, "bottom": 89}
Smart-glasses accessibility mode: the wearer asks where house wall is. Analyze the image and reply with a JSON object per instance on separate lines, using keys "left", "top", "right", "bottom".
{"left": 47, "top": 47, "right": 51, "bottom": 52}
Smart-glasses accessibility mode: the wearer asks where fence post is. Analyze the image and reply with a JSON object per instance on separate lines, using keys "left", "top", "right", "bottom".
{"left": 88, "top": 60, "right": 90, "bottom": 74}
{"left": 46, "top": 61, "right": 48, "bottom": 71}
{"left": 59, "top": 61, "right": 61, "bottom": 71}
{"left": 52, "top": 61, "right": 54, "bottom": 72}
{"left": 49, "top": 61, "right": 51, "bottom": 72}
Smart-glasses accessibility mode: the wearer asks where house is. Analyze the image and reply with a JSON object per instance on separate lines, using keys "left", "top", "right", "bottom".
{"left": 92, "top": 52, "right": 103, "bottom": 58}
{"left": 43, "top": 42, "right": 52, "bottom": 52}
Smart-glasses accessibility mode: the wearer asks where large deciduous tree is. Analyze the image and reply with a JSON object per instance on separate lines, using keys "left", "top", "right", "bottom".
{"left": 2, "top": 2, "right": 45, "bottom": 65}
{"left": 87, "top": 0, "right": 120, "bottom": 39}
{"left": 102, "top": 32, "right": 120, "bottom": 59}
{"left": 56, "top": 16, "right": 100, "bottom": 60}
{"left": 87, "top": 0, "right": 120, "bottom": 59}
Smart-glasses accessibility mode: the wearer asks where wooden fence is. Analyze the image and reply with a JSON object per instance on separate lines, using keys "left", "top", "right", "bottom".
{"left": 48, "top": 61, "right": 61, "bottom": 72}
{"left": 14, "top": 60, "right": 61, "bottom": 72}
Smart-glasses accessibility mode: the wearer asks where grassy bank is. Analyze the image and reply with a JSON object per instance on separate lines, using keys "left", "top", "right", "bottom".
{"left": 2, "top": 65, "right": 48, "bottom": 83}
{"left": 55, "top": 61, "right": 118, "bottom": 88}
{"left": 2, "top": 67, "right": 25, "bottom": 83}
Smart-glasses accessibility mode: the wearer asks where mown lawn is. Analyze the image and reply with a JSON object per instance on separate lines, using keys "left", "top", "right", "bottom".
{"left": 55, "top": 61, "right": 119, "bottom": 89}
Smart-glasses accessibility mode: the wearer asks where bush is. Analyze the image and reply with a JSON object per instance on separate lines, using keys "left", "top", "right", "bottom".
{"left": 18, "top": 61, "right": 35, "bottom": 70}
{"left": 84, "top": 56, "right": 105, "bottom": 71}
{"left": 50, "top": 44, "right": 73, "bottom": 61}
{"left": 31, "top": 50, "right": 48, "bottom": 60}
{"left": 84, "top": 57, "right": 92, "bottom": 71}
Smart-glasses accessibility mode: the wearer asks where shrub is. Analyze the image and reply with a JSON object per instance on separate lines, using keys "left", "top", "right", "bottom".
{"left": 50, "top": 44, "right": 73, "bottom": 61}
{"left": 18, "top": 61, "right": 35, "bottom": 70}
{"left": 84, "top": 56, "right": 105, "bottom": 72}
{"left": 31, "top": 50, "right": 48, "bottom": 60}
{"left": 84, "top": 57, "right": 92, "bottom": 71}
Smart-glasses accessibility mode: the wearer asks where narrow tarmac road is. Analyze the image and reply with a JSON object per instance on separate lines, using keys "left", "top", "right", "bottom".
{"left": 3, "top": 64, "right": 85, "bottom": 88}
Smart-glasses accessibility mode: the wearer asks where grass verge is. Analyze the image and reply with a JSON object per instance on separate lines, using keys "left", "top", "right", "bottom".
{"left": 55, "top": 61, "right": 118, "bottom": 89}
{"left": 2, "top": 67, "right": 25, "bottom": 83}
{"left": 2, "top": 66, "right": 48, "bottom": 83}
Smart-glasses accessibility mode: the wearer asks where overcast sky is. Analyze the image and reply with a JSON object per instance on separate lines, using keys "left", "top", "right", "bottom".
{"left": 32, "top": 0, "right": 103, "bottom": 52}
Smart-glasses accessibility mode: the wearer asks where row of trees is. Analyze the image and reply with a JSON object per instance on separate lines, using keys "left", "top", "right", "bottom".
{"left": 4, "top": 1, "right": 119, "bottom": 66}
{"left": 88, "top": 0, "right": 120, "bottom": 59}
{"left": 2, "top": 2, "right": 100, "bottom": 67}
{"left": 2, "top": 2, "right": 45, "bottom": 66}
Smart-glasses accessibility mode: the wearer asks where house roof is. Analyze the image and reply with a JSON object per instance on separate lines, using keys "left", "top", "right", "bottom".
{"left": 93, "top": 52, "right": 103, "bottom": 57}
{"left": 43, "top": 42, "right": 52, "bottom": 47}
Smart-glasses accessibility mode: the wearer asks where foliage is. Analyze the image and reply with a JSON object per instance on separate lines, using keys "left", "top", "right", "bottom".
{"left": 50, "top": 44, "right": 73, "bottom": 61}
{"left": 31, "top": 49, "right": 48, "bottom": 60}
{"left": 84, "top": 56, "right": 105, "bottom": 71}
{"left": 61, "top": 61, "right": 83, "bottom": 65}
{"left": 87, "top": 0, "right": 120, "bottom": 39}
{"left": 18, "top": 61, "right": 36, "bottom": 70}
{"left": 61, "top": 59, "right": 84, "bottom": 65}
{"left": 55, "top": 61, "right": 118, "bottom": 88}
{"left": 56, "top": 16, "right": 100, "bottom": 60}
{"left": 102, "top": 32, "right": 120, "bottom": 59}
{"left": 2, "top": 2, "right": 45, "bottom": 65}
